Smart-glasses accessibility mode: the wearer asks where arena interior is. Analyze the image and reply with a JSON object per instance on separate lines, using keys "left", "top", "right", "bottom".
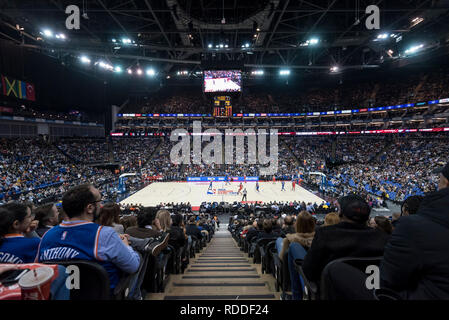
{"left": 0, "top": 0, "right": 449, "bottom": 306}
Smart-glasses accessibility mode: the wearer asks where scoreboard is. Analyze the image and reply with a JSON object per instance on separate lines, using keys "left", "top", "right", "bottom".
{"left": 213, "top": 96, "right": 232, "bottom": 117}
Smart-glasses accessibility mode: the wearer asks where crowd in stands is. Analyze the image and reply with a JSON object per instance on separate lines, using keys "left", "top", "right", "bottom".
{"left": 229, "top": 163, "right": 449, "bottom": 300}
{"left": 0, "top": 184, "right": 219, "bottom": 299}
{"left": 121, "top": 65, "right": 449, "bottom": 115}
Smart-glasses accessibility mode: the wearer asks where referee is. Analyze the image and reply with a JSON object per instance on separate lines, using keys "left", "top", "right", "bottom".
{"left": 242, "top": 188, "right": 247, "bottom": 202}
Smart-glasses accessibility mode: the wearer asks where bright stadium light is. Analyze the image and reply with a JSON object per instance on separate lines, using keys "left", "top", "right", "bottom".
{"left": 146, "top": 68, "right": 155, "bottom": 76}
{"left": 114, "top": 66, "right": 122, "bottom": 73}
{"left": 80, "top": 56, "right": 91, "bottom": 64}
{"left": 42, "top": 29, "right": 53, "bottom": 37}
{"left": 136, "top": 68, "right": 143, "bottom": 75}
{"left": 245, "top": 43, "right": 250, "bottom": 48}
{"left": 279, "top": 69, "right": 290, "bottom": 76}
{"left": 127, "top": 69, "right": 133, "bottom": 75}
{"left": 208, "top": 44, "right": 212, "bottom": 48}
{"left": 377, "top": 33, "right": 389, "bottom": 39}
{"left": 98, "top": 61, "right": 113, "bottom": 71}
{"left": 411, "top": 17, "right": 424, "bottom": 28}
{"left": 404, "top": 44, "right": 424, "bottom": 55}
{"left": 251, "top": 70, "right": 264, "bottom": 76}
{"left": 309, "top": 38, "right": 319, "bottom": 45}
{"left": 330, "top": 66, "right": 339, "bottom": 73}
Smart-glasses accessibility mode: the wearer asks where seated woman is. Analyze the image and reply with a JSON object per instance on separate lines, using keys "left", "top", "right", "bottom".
{"left": 97, "top": 203, "right": 124, "bottom": 234}
{"left": 276, "top": 211, "right": 316, "bottom": 261}
{"left": 276, "top": 211, "right": 316, "bottom": 300}
{"left": 0, "top": 204, "right": 69, "bottom": 300}
{"left": 34, "top": 203, "right": 59, "bottom": 238}
{"left": 0, "top": 203, "right": 41, "bottom": 264}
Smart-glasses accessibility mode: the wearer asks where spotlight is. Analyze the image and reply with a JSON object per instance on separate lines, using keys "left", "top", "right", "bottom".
{"left": 127, "top": 69, "right": 133, "bottom": 75}
{"left": 42, "top": 29, "right": 53, "bottom": 37}
{"left": 330, "top": 66, "right": 339, "bottom": 73}
{"left": 405, "top": 44, "right": 424, "bottom": 55}
{"left": 279, "top": 70, "right": 290, "bottom": 76}
{"left": 146, "top": 68, "right": 155, "bottom": 76}
{"left": 251, "top": 70, "right": 264, "bottom": 75}
{"left": 309, "top": 38, "right": 319, "bottom": 45}
{"left": 80, "top": 56, "right": 91, "bottom": 64}
{"left": 136, "top": 69, "right": 143, "bottom": 75}
{"left": 245, "top": 43, "right": 250, "bottom": 48}
{"left": 377, "top": 33, "right": 389, "bottom": 40}
{"left": 114, "top": 66, "right": 122, "bottom": 73}
{"left": 112, "top": 39, "right": 116, "bottom": 43}
{"left": 208, "top": 44, "right": 212, "bottom": 48}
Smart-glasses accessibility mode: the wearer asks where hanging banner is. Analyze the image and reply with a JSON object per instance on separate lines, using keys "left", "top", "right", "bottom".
{"left": 1, "top": 75, "right": 36, "bottom": 101}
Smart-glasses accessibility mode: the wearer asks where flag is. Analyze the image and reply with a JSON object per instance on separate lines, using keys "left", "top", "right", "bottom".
{"left": 18, "top": 81, "right": 27, "bottom": 100}
{"left": 26, "top": 83, "right": 35, "bottom": 101}
{"left": 4, "top": 76, "right": 18, "bottom": 98}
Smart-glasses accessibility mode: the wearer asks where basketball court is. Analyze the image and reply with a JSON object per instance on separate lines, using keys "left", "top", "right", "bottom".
{"left": 120, "top": 181, "right": 325, "bottom": 208}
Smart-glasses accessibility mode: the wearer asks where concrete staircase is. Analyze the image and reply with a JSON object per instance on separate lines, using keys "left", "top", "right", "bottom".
{"left": 147, "top": 225, "right": 279, "bottom": 300}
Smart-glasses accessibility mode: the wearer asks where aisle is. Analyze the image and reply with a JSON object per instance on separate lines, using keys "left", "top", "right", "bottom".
{"left": 157, "top": 224, "right": 278, "bottom": 300}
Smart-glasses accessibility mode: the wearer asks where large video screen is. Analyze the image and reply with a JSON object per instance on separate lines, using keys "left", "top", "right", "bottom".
{"left": 203, "top": 70, "right": 242, "bottom": 93}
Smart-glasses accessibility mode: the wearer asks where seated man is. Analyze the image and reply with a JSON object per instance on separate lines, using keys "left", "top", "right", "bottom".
{"left": 185, "top": 216, "right": 203, "bottom": 241}
{"left": 380, "top": 163, "right": 449, "bottom": 299}
{"left": 301, "top": 195, "right": 389, "bottom": 283}
{"left": 37, "top": 184, "right": 140, "bottom": 291}
{"left": 246, "top": 219, "right": 262, "bottom": 243}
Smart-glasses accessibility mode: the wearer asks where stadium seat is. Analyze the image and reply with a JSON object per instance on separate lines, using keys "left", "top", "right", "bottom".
{"left": 43, "top": 260, "right": 110, "bottom": 300}
{"left": 294, "top": 256, "right": 383, "bottom": 300}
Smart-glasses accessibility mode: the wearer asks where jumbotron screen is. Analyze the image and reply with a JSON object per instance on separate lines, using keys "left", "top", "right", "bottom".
{"left": 203, "top": 70, "right": 242, "bottom": 93}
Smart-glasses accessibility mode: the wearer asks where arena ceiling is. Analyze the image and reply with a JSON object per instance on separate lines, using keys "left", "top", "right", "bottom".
{"left": 1, "top": 0, "right": 449, "bottom": 75}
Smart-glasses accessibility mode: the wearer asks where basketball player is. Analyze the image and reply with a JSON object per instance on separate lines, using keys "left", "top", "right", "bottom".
{"left": 281, "top": 180, "right": 286, "bottom": 191}
{"left": 272, "top": 176, "right": 276, "bottom": 184}
{"left": 208, "top": 180, "right": 213, "bottom": 191}
{"left": 256, "top": 181, "right": 260, "bottom": 192}
{"left": 225, "top": 173, "right": 230, "bottom": 185}
{"left": 244, "top": 174, "right": 247, "bottom": 184}
{"left": 292, "top": 179, "right": 296, "bottom": 191}
{"left": 238, "top": 182, "right": 243, "bottom": 195}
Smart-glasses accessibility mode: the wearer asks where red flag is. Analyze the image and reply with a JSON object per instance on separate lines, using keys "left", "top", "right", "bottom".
{"left": 26, "top": 83, "right": 35, "bottom": 101}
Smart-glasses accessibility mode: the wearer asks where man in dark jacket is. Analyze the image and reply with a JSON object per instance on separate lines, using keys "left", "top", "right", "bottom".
{"left": 380, "top": 163, "right": 449, "bottom": 299}
{"left": 246, "top": 219, "right": 262, "bottom": 243}
{"left": 185, "top": 216, "right": 203, "bottom": 240}
{"left": 302, "top": 195, "right": 389, "bottom": 283}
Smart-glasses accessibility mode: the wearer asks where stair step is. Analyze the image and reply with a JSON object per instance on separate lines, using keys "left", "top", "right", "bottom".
{"left": 172, "top": 282, "right": 266, "bottom": 287}
{"left": 182, "top": 275, "right": 261, "bottom": 279}
{"left": 191, "top": 265, "right": 251, "bottom": 268}
{"left": 166, "top": 286, "right": 272, "bottom": 295}
{"left": 186, "top": 268, "right": 256, "bottom": 272}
